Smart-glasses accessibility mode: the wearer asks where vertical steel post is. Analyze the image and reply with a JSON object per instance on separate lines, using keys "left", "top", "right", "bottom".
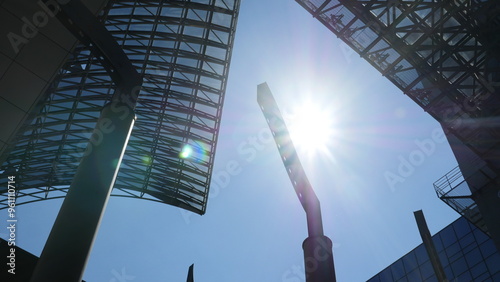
{"left": 30, "top": 103, "right": 135, "bottom": 281}
{"left": 30, "top": 1, "right": 141, "bottom": 280}
{"left": 414, "top": 210, "right": 448, "bottom": 282}
{"left": 186, "top": 264, "right": 194, "bottom": 282}
{"left": 302, "top": 235, "right": 336, "bottom": 281}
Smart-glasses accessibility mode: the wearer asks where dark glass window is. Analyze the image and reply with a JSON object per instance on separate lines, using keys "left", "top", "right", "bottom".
{"left": 470, "top": 262, "right": 488, "bottom": 279}
{"left": 480, "top": 240, "right": 497, "bottom": 258}
{"left": 492, "top": 271, "right": 500, "bottom": 281}
{"left": 450, "top": 257, "right": 467, "bottom": 276}
{"left": 395, "top": 276, "right": 408, "bottom": 282}
{"left": 465, "top": 248, "right": 483, "bottom": 268}
{"left": 406, "top": 269, "right": 421, "bottom": 281}
{"left": 432, "top": 235, "right": 444, "bottom": 252}
{"left": 485, "top": 252, "right": 500, "bottom": 273}
{"left": 461, "top": 237, "right": 478, "bottom": 255}
{"left": 420, "top": 260, "right": 434, "bottom": 280}
{"left": 446, "top": 242, "right": 461, "bottom": 262}
{"left": 438, "top": 250, "right": 449, "bottom": 267}
{"left": 402, "top": 252, "right": 418, "bottom": 272}
{"left": 414, "top": 244, "right": 430, "bottom": 265}
{"left": 473, "top": 228, "right": 489, "bottom": 244}
{"left": 473, "top": 272, "right": 491, "bottom": 281}
{"left": 452, "top": 217, "right": 471, "bottom": 239}
{"left": 379, "top": 268, "right": 393, "bottom": 281}
{"left": 424, "top": 274, "right": 438, "bottom": 282}
{"left": 456, "top": 271, "right": 472, "bottom": 281}
{"left": 391, "top": 260, "right": 406, "bottom": 280}
{"left": 459, "top": 232, "right": 475, "bottom": 250}
{"left": 440, "top": 227, "right": 457, "bottom": 248}
{"left": 444, "top": 266, "right": 454, "bottom": 280}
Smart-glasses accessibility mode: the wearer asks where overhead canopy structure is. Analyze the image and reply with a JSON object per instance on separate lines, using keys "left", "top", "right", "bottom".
{"left": 294, "top": 0, "right": 500, "bottom": 249}
{"left": 0, "top": 0, "right": 241, "bottom": 215}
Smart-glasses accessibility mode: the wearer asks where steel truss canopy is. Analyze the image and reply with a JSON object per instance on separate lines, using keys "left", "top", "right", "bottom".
{"left": 0, "top": 0, "right": 240, "bottom": 215}
{"left": 295, "top": 0, "right": 500, "bottom": 228}
{"left": 295, "top": 0, "right": 500, "bottom": 158}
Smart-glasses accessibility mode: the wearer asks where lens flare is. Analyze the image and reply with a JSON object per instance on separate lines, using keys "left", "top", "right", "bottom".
{"left": 180, "top": 145, "right": 193, "bottom": 159}
{"left": 142, "top": 155, "right": 152, "bottom": 165}
{"left": 179, "top": 141, "right": 210, "bottom": 162}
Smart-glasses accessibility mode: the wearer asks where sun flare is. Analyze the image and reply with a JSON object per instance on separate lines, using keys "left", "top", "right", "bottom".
{"left": 286, "top": 101, "right": 336, "bottom": 155}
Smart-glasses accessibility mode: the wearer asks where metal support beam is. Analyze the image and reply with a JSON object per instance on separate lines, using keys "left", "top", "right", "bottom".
{"left": 186, "top": 264, "right": 194, "bottom": 282}
{"left": 414, "top": 210, "right": 448, "bottom": 282}
{"left": 30, "top": 104, "right": 135, "bottom": 282}
{"left": 30, "top": 0, "right": 142, "bottom": 281}
{"left": 50, "top": 0, "right": 142, "bottom": 98}
{"left": 257, "top": 83, "right": 335, "bottom": 282}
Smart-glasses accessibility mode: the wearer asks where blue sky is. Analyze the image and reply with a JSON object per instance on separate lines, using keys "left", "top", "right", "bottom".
{"left": 4, "top": 1, "right": 461, "bottom": 281}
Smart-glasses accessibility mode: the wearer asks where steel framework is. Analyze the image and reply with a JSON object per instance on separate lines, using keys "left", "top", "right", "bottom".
{"left": 0, "top": 0, "right": 240, "bottom": 215}
{"left": 294, "top": 0, "right": 500, "bottom": 238}
{"left": 295, "top": 0, "right": 499, "bottom": 155}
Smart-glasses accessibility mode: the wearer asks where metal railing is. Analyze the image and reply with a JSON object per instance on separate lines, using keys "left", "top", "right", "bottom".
{"left": 434, "top": 165, "right": 493, "bottom": 235}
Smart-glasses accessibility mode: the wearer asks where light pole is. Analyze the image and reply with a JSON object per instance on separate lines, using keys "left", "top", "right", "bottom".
{"left": 257, "top": 83, "right": 336, "bottom": 282}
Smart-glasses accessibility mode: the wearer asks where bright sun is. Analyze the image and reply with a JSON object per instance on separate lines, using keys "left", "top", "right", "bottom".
{"left": 286, "top": 101, "right": 335, "bottom": 155}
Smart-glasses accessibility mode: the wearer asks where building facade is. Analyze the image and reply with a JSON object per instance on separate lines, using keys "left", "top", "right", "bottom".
{"left": 0, "top": 0, "right": 241, "bottom": 215}
{"left": 367, "top": 216, "right": 500, "bottom": 281}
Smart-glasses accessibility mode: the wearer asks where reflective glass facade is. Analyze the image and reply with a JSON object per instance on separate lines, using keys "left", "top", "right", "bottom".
{"left": 0, "top": 0, "right": 240, "bottom": 214}
{"left": 367, "top": 217, "right": 500, "bottom": 282}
